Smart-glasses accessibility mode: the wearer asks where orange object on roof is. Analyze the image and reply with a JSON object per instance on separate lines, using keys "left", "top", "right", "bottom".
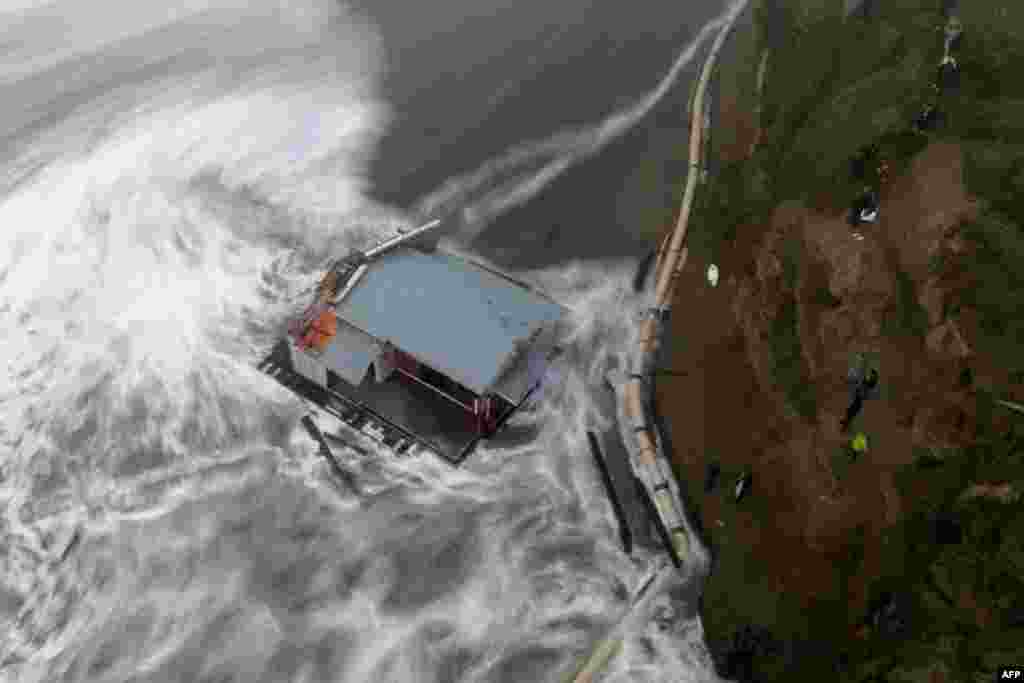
{"left": 301, "top": 308, "right": 338, "bottom": 352}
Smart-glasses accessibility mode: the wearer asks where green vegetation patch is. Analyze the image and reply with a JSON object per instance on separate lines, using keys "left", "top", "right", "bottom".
{"left": 833, "top": 17, "right": 909, "bottom": 86}
{"left": 956, "top": 4, "right": 1024, "bottom": 100}
{"left": 951, "top": 97, "right": 1024, "bottom": 142}
{"left": 753, "top": 0, "right": 942, "bottom": 207}
{"left": 961, "top": 141, "right": 1024, "bottom": 220}
{"left": 811, "top": 285, "right": 841, "bottom": 309}
{"left": 759, "top": 13, "right": 843, "bottom": 199}
{"left": 788, "top": 57, "right": 927, "bottom": 200}
{"left": 759, "top": 232, "right": 818, "bottom": 422}
{"left": 688, "top": 160, "right": 772, "bottom": 264}
{"left": 950, "top": 211, "right": 1024, "bottom": 379}
{"left": 858, "top": 413, "right": 1024, "bottom": 681}
{"left": 710, "top": 0, "right": 762, "bottom": 165}
{"left": 830, "top": 446, "right": 854, "bottom": 481}
{"left": 874, "top": 128, "right": 930, "bottom": 179}
{"left": 769, "top": 295, "right": 817, "bottom": 422}
{"left": 779, "top": 233, "right": 800, "bottom": 290}
{"left": 882, "top": 265, "right": 930, "bottom": 339}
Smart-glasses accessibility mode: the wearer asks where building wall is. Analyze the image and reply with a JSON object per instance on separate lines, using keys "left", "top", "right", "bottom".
{"left": 376, "top": 345, "right": 398, "bottom": 382}
{"left": 290, "top": 342, "right": 327, "bottom": 387}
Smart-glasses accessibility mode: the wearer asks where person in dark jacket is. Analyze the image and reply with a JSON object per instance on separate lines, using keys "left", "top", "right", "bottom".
{"left": 849, "top": 144, "right": 878, "bottom": 182}
{"left": 841, "top": 367, "right": 879, "bottom": 432}
{"left": 733, "top": 470, "right": 752, "bottom": 502}
{"left": 848, "top": 188, "right": 880, "bottom": 228}
{"left": 914, "top": 103, "right": 944, "bottom": 132}
{"left": 704, "top": 462, "right": 721, "bottom": 493}
{"left": 937, "top": 57, "right": 960, "bottom": 95}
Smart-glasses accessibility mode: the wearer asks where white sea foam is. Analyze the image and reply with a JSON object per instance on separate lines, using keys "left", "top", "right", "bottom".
{"left": 0, "top": 0, "right": 745, "bottom": 680}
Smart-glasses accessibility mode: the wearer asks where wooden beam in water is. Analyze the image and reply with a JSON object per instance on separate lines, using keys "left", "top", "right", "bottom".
{"left": 587, "top": 431, "right": 633, "bottom": 555}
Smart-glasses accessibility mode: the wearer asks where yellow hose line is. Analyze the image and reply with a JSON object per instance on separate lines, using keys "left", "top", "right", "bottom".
{"left": 653, "top": 10, "right": 734, "bottom": 312}
{"left": 623, "top": 0, "right": 745, "bottom": 557}
{"left": 569, "top": 5, "right": 747, "bottom": 682}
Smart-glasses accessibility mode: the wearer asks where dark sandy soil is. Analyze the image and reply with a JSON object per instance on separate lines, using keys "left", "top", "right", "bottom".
{"left": 667, "top": 141, "right": 975, "bottom": 580}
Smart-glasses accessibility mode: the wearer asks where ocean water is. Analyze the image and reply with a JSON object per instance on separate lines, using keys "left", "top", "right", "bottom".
{"left": 0, "top": 1, "right": 742, "bottom": 681}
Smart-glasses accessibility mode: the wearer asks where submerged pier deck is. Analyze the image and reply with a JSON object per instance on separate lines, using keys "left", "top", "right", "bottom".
{"left": 259, "top": 340, "right": 487, "bottom": 464}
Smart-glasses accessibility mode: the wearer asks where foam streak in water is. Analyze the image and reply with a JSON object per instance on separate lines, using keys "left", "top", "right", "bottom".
{"left": 0, "top": 0, "right": 391, "bottom": 676}
{"left": 413, "top": 0, "right": 746, "bottom": 242}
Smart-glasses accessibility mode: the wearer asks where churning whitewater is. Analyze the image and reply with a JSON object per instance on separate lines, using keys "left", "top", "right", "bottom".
{"left": 0, "top": 1, "right": 736, "bottom": 681}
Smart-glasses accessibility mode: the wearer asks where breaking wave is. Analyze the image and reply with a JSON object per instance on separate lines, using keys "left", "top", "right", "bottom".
{"left": 0, "top": 0, "right": 739, "bottom": 681}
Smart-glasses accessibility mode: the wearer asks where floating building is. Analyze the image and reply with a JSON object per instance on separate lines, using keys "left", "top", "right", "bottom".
{"left": 260, "top": 220, "right": 567, "bottom": 464}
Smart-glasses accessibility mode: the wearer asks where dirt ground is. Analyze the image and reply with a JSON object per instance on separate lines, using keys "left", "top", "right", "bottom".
{"left": 657, "top": 130, "right": 995, "bottom": 642}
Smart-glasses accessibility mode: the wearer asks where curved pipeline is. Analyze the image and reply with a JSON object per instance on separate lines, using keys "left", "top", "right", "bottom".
{"left": 569, "top": 3, "right": 749, "bottom": 680}
{"left": 622, "top": 0, "right": 747, "bottom": 565}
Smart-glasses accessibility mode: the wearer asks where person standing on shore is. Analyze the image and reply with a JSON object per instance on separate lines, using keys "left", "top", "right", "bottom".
{"left": 850, "top": 432, "right": 869, "bottom": 460}
{"left": 841, "top": 366, "right": 880, "bottom": 432}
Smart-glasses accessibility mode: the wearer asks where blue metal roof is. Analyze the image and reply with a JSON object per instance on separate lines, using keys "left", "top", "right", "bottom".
{"left": 334, "top": 247, "right": 565, "bottom": 395}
